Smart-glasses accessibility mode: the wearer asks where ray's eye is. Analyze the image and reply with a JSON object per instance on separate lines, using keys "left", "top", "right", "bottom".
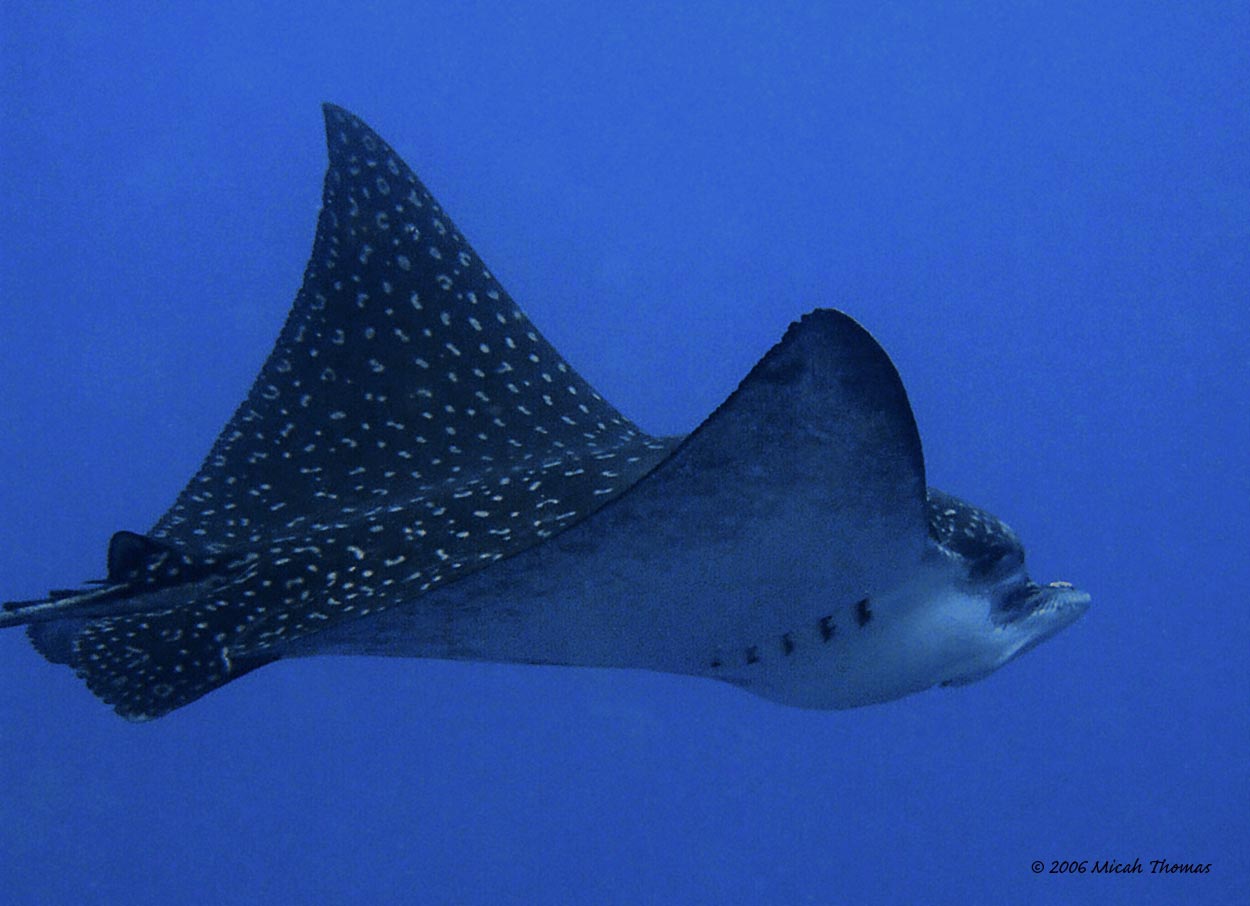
{"left": 970, "top": 545, "right": 1024, "bottom": 578}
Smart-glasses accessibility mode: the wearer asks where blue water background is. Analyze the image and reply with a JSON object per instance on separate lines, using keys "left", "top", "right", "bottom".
{"left": 1, "top": 3, "right": 1246, "bottom": 904}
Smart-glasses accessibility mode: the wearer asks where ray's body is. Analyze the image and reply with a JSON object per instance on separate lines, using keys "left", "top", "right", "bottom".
{"left": 1, "top": 106, "right": 1088, "bottom": 720}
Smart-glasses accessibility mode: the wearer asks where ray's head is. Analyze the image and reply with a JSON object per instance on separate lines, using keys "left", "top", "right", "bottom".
{"left": 926, "top": 489, "right": 1090, "bottom": 685}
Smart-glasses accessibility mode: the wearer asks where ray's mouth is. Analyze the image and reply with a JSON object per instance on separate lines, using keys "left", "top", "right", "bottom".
{"left": 997, "top": 579, "right": 1091, "bottom": 625}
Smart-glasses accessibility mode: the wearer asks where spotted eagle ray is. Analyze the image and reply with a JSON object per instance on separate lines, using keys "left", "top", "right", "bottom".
{"left": 1, "top": 105, "right": 1089, "bottom": 721}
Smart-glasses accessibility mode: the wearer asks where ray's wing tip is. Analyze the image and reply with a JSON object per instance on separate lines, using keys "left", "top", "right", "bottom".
{"left": 319, "top": 103, "right": 373, "bottom": 150}
{"left": 735, "top": 304, "right": 926, "bottom": 491}
{"left": 320, "top": 101, "right": 351, "bottom": 122}
{"left": 785, "top": 307, "right": 867, "bottom": 343}
{"left": 318, "top": 104, "right": 406, "bottom": 173}
{"left": 747, "top": 307, "right": 870, "bottom": 387}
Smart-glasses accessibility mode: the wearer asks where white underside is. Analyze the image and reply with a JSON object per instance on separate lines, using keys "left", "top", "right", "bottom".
{"left": 721, "top": 557, "right": 1030, "bottom": 708}
{"left": 279, "top": 521, "right": 1045, "bottom": 709}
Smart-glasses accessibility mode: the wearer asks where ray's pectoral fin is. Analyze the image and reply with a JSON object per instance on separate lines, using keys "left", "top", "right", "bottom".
{"left": 535, "top": 310, "right": 931, "bottom": 673}
{"left": 6, "top": 532, "right": 271, "bottom": 721}
{"left": 2, "top": 103, "right": 1089, "bottom": 720}
{"left": 67, "top": 604, "right": 278, "bottom": 722}
{"left": 646, "top": 308, "right": 927, "bottom": 586}
{"left": 675, "top": 308, "right": 927, "bottom": 551}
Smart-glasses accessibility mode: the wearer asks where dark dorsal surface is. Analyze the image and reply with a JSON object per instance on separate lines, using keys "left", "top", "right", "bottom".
{"left": 41, "top": 105, "right": 676, "bottom": 718}
{"left": 282, "top": 309, "right": 931, "bottom": 682}
{"left": 4, "top": 107, "right": 1092, "bottom": 720}
{"left": 926, "top": 488, "right": 1023, "bottom": 576}
{"left": 153, "top": 104, "right": 672, "bottom": 551}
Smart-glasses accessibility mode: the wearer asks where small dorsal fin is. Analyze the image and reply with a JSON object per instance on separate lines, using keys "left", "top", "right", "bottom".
{"left": 107, "top": 531, "right": 178, "bottom": 581}
{"left": 2, "top": 532, "right": 220, "bottom": 631}
{"left": 104, "top": 531, "right": 224, "bottom": 591}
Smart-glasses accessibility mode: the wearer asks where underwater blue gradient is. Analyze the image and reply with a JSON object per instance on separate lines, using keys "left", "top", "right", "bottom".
{"left": 1, "top": 2, "right": 1246, "bottom": 903}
